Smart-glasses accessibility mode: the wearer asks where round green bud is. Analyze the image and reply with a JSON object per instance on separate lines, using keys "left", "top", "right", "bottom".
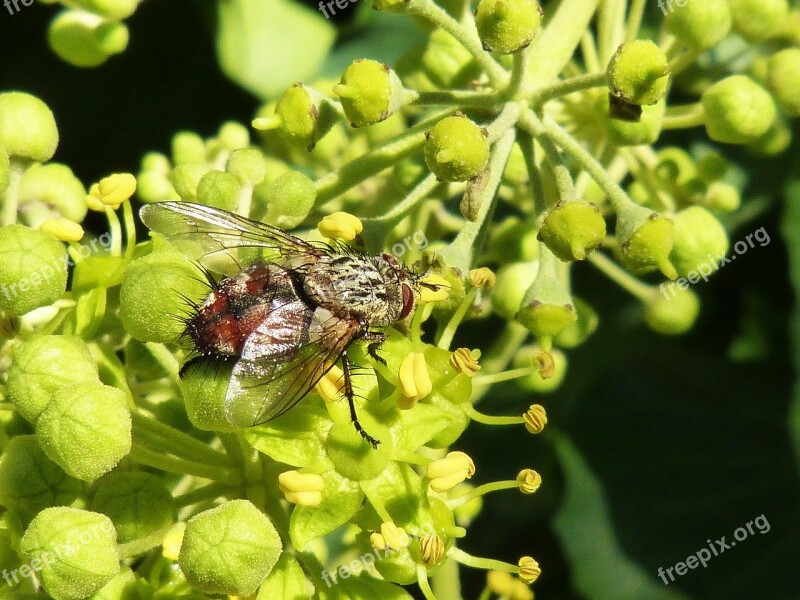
{"left": 180, "top": 361, "right": 238, "bottom": 432}
{"left": 748, "top": 117, "right": 792, "bottom": 155}
{"left": 91, "top": 472, "right": 174, "bottom": 544}
{"left": 48, "top": 12, "right": 128, "bottom": 67}
{"left": 695, "top": 151, "right": 729, "bottom": 183}
{"left": 703, "top": 181, "right": 740, "bottom": 213}
{"left": 669, "top": 206, "right": 729, "bottom": 278}
{"left": 334, "top": 59, "right": 416, "bottom": 127}
{"left": 424, "top": 115, "right": 490, "bottom": 182}
{"left": 645, "top": 284, "right": 700, "bottom": 335}
{"left": 0, "top": 224, "right": 67, "bottom": 316}
{"left": 19, "top": 507, "right": 119, "bottom": 599}
{"left": 516, "top": 298, "right": 577, "bottom": 338}
{"left": 606, "top": 40, "right": 671, "bottom": 106}
{"left": 141, "top": 151, "right": 171, "bottom": 173}
{"left": 538, "top": 200, "right": 606, "bottom": 261}
{"left": 262, "top": 170, "right": 317, "bottom": 229}
{"left": 169, "top": 163, "right": 206, "bottom": 201}
{"left": 137, "top": 169, "right": 179, "bottom": 203}
{"left": 272, "top": 84, "right": 340, "bottom": 151}
{"left": 664, "top": 0, "right": 732, "bottom": 49}
{"left": 74, "top": 0, "right": 138, "bottom": 19}
{"left": 766, "top": 48, "right": 800, "bottom": 116}
{"left": 172, "top": 131, "right": 207, "bottom": 165}
{"left": 513, "top": 346, "right": 568, "bottom": 392}
{"left": 0, "top": 146, "right": 9, "bottom": 194}
{"left": 179, "top": 500, "right": 282, "bottom": 595}
{"left": 419, "top": 29, "right": 481, "bottom": 89}
{"left": 728, "top": 0, "right": 788, "bottom": 42}
{"left": 226, "top": 148, "right": 266, "bottom": 186}
{"left": 0, "top": 435, "right": 81, "bottom": 520}
{"left": 0, "top": 92, "right": 58, "bottom": 161}
{"left": 491, "top": 261, "right": 539, "bottom": 319}
{"left": 371, "top": 0, "right": 409, "bottom": 12}
{"left": 475, "top": 0, "right": 542, "bottom": 54}
{"left": 217, "top": 121, "right": 250, "bottom": 150}
{"left": 616, "top": 205, "right": 677, "bottom": 278}
{"left": 7, "top": 335, "right": 99, "bottom": 424}
{"left": 17, "top": 162, "right": 88, "bottom": 226}
{"left": 196, "top": 170, "right": 241, "bottom": 211}
{"left": 701, "top": 75, "right": 777, "bottom": 144}
{"left": 119, "top": 250, "right": 209, "bottom": 343}
{"left": 553, "top": 296, "right": 598, "bottom": 347}
{"left": 36, "top": 382, "right": 131, "bottom": 482}
{"left": 606, "top": 97, "right": 666, "bottom": 146}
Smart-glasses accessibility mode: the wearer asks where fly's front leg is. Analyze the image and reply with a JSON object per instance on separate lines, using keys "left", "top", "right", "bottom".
{"left": 361, "top": 330, "right": 387, "bottom": 365}
{"left": 341, "top": 354, "right": 380, "bottom": 449}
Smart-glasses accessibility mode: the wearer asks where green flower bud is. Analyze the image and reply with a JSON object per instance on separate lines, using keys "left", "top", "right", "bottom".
{"left": 371, "top": 0, "right": 409, "bottom": 13}
{"left": 748, "top": 117, "right": 792, "bottom": 155}
{"left": 554, "top": 296, "right": 598, "bottom": 347}
{"left": 424, "top": 115, "right": 490, "bottom": 182}
{"left": 257, "top": 84, "right": 340, "bottom": 151}
{"left": 91, "top": 472, "right": 174, "bottom": 543}
{"left": 491, "top": 261, "right": 539, "bottom": 319}
{"left": 195, "top": 170, "right": 241, "bottom": 211}
{"left": 136, "top": 169, "right": 179, "bottom": 203}
{"left": 606, "top": 97, "right": 666, "bottom": 146}
{"left": 19, "top": 507, "right": 119, "bottom": 600}
{"left": 475, "top": 0, "right": 542, "bottom": 54}
{"left": 36, "top": 382, "right": 131, "bottom": 482}
{"left": 695, "top": 150, "right": 729, "bottom": 183}
{"left": 262, "top": 170, "right": 317, "bottom": 229}
{"left": 226, "top": 148, "right": 266, "bottom": 186}
{"left": 0, "top": 435, "right": 81, "bottom": 520}
{"left": 606, "top": 40, "right": 670, "bottom": 106}
{"left": 180, "top": 361, "right": 238, "bottom": 432}
{"left": 0, "top": 92, "right": 58, "bottom": 161}
{"left": 515, "top": 249, "right": 577, "bottom": 337}
{"left": 538, "top": 200, "right": 606, "bottom": 261}
{"left": 728, "top": 0, "right": 788, "bottom": 42}
{"left": 73, "top": 0, "right": 138, "bottom": 19}
{"left": 703, "top": 181, "right": 740, "bottom": 213}
{"left": 513, "top": 346, "right": 568, "bottom": 392}
{"left": 7, "top": 335, "right": 99, "bottom": 424}
{"left": 172, "top": 131, "right": 206, "bottom": 165}
{"left": 701, "top": 75, "right": 777, "bottom": 144}
{"left": 645, "top": 284, "right": 700, "bottom": 335}
{"left": 0, "top": 146, "right": 9, "bottom": 194}
{"left": 765, "top": 48, "right": 800, "bottom": 116}
{"left": 668, "top": 206, "right": 728, "bottom": 278}
{"left": 217, "top": 121, "right": 250, "bottom": 151}
{"left": 48, "top": 12, "right": 129, "bottom": 68}
{"left": 616, "top": 203, "right": 677, "bottom": 278}
{"left": 664, "top": 0, "right": 732, "bottom": 49}
{"left": 0, "top": 224, "right": 67, "bottom": 316}
{"left": 169, "top": 163, "right": 207, "bottom": 200}
{"left": 334, "top": 59, "right": 417, "bottom": 128}
{"left": 179, "top": 500, "right": 282, "bottom": 595}
{"left": 419, "top": 29, "right": 481, "bottom": 89}
{"left": 119, "top": 250, "right": 209, "bottom": 343}
{"left": 17, "top": 162, "right": 88, "bottom": 226}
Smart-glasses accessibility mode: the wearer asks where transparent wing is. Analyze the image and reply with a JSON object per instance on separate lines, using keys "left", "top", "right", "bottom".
{"left": 140, "top": 201, "right": 323, "bottom": 273}
{"left": 224, "top": 307, "right": 360, "bottom": 427}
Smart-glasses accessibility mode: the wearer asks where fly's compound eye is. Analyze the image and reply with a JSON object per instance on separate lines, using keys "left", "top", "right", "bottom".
{"left": 382, "top": 253, "right": 400, "bottom": 267}
{"left": 399, "top": 283, "right": 415, "bottom": 320}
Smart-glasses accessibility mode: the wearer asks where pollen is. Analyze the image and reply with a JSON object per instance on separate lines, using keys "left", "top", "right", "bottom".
{"left": 278, "top": 470, "right": 325, "bottom": 506}
{"left": 516, "top": 469, "right": 542, "bottom": 494}
{"left": 90, "top": 172, "right": 137, "bottom": 208}
{"left": 397, "top": 352, "right": 432, "bottom": 409}
{"left": 314, "top": 364, "right": 345, "bottom": 403}
{"left": 419, "top": 273, "right": 450, "bottom": 303}
{"left": 450, "top": 348, "right": 481, "bottom": 377}
{"left": 426, "top": 451, "right": 475, "bottom": 492}
{"left": 39, "top": 217, "right": 84, "bottom": 242}
{"left": 317, "top": 211, "right": 363, "bottom": 241}
{"left": 380, "top": 522, "right": 410, "bottom": 550}
{"left": 517, "top": 556, "right": 541, "bottom": 584}
{"left": 523, "top": 404, "right": 547, "bottom": 434}
{"left": 419, "top": 533, "right": 445, "bottom": 566}
{"left": 469, "top": 267, "right": 496, "bottom": 289}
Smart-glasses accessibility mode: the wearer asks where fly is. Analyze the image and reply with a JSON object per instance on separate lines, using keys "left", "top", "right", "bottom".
{"left": 139, "top": 201, "right": 437, "bottom": 448}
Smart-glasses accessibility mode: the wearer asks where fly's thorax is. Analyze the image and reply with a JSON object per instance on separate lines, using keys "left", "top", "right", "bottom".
{"left": 301, "top": 253, "right": 413, "bottom": 325}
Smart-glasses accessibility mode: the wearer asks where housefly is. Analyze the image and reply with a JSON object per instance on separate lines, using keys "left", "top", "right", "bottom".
{"left": 140, "top": 201, "right": 436, "bottom": 448}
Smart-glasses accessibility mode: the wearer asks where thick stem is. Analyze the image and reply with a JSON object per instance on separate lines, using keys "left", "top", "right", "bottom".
{"left": 662, "top": 102, "right": 706, "bottom": 130}
{"left": 533, "top": 72, "right": 607, "bottom": 106}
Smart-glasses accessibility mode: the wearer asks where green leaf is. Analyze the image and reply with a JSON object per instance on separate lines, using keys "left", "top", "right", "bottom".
{"left": 69, "top": 287, "right": 107, "bottom": 339}
{"left": 290, "top": 470, "right": 363, "bottom": 551}
{"left": 551, "top": 432, "right": 691, "bottom": 600}
{"left": 216, "top": 0, "right": 336, "bottom": 100}
{"left": 257, "top": 552, "right": 308, "bottom": 600}
{"left": 391, "top": 401, "right": 451, "bottom": 450}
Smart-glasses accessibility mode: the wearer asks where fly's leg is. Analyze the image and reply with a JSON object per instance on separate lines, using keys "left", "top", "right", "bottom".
{"left": 341, "top": 354, "right": 380, "bottom": 449}
{"left": 362, "top": 330, "right": 387, "bottom": 366}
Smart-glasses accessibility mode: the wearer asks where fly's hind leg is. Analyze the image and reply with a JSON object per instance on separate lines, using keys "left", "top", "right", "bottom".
{"left": 341, "top": 354, "right": 380, "bottom": 449}
{"left": 362, "top": 330, "right": 387, "bottom": 366}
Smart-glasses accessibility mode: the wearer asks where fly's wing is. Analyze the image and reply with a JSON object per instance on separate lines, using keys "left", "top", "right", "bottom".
{"left": 224, "top": 307, "right": 361, "bottom": 427}
{"left": 140, "top": 201, "right": 324, "bottom": 274}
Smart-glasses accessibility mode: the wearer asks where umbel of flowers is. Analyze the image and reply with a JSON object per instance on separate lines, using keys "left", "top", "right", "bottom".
{"left": 0, "top": 0, "right": 797, "bottom": 597}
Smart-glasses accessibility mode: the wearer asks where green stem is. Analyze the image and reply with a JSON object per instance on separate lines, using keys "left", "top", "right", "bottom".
{"left": 516, "top": 130, "right": 546, "bottom": 216}
{"left": 580, "top": 30, "right": 601, "bottom": 73}
{"left": 437, "top": 287, "right": 478, "bottom": 350}
{"left": 415, "top": 90, "right": 499, "bottom": 108}
{"left": 598, "top": 0, "right": 626, "bottom": 63}
{"left": 473, "top": 366, "right": 537, "bottom": 386}
{"left": 624, "top": 0, "right": 647, "bottom": 43}
{"left": 417, "top": 564, "right": 440, "bottom": 600}
{"left": 439, "top": 128, "right": 516, "bottom": 274}
{"left": 446, "top": 480, "right": 519, "bottom": 509}
{"left": 431, "top": 557, "right": 464, "bottom": 600}
{"left": 144, "top": 342, "right": 182, "bottom": 387}
{"left": 587, "top": 251, "right": 653, "bottom": 301}
{"left": 409, "top": 0, "right": 508, "bottom": 88}
{"left": 131, "top": 410, "right": 232, "bottom": 467}
{"left": 463, "top": 404, "right": 524, "bottom": 426}
{"left": 128, "top": 444, "right": 241, "bottom": 485}
{"left": 105, "top": 206, "right": 123, "bottom": 257}
{"left": 668, "top": 46, "right": 703, "bottom": 75}
{"left": 662, "top": 102, "right": 706, "bottom": 130}
{"left": 506, "top": 45, "right": 532, "bottom": 99}
{"left": 314, "top": 109, "right": 452, "bottom": 203}
{"left": 536, "top": 129, "right": 575, "bottom": 203}
{"left": 449, "top": 546, "right": 518, "bottom": 573}
{"left": 532, "top": 72, "right": 607, "bottom": 106}
{"left": 0, "top": 160, "right": 26, "bottom": 226}
{"left": 367, "top": 173, "right": 439, "bottom": 225}
{"left": 361, "top": 482, "right": 394, "bottom": 524}
{"left": 174, "top": 482, "right": 230, "bottom": 507}
{"left": 121, "top": 198, "right": 137, "bottom": 262}
{"left": 485, "top": 101, "right": 522, "bottom": 143}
